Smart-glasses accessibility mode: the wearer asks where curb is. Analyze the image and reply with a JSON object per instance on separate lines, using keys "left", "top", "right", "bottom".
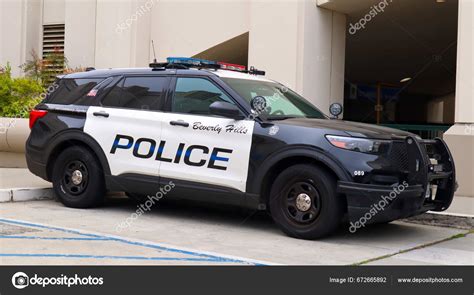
{"left": 0, "top": 188, "right": 54, "bottom": 203}
{"left": 403, "top": 212, "right": 473, "bottom": 230}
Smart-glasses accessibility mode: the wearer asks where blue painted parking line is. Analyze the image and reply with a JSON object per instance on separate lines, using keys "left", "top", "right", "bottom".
{"left": 0, "top": 218, "right": 104, "bottom": 239}
{"left": 0, "top": 253, "right": 224, "bottom": 262}
{"left": 0, "top": 218, "right": 270, "bottom": 265}
{"left": 0, "top": 235, "right": 111, "bottom": 241}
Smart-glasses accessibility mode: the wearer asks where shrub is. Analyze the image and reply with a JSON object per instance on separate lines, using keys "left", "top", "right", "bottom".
{"left": 0, "top": 64, "right": 44, "bottom": 118}
{"left": 21, "top": 49, "right": 67, "bottom": 86}
{"left": 1, "top": 51, "right": 85, "bottom": 118}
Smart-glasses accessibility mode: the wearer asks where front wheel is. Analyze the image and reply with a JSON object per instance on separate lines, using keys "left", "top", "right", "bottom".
{"left": 52, "top": 146, "right": 106, "bottom": 208}
{"left": 268, "top": 164, "right": 344, "bottom": 240}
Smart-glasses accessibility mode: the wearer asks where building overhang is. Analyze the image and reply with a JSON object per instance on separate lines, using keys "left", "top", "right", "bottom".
{"left": 317, "top": 0, "right": 377, "bottom": 15}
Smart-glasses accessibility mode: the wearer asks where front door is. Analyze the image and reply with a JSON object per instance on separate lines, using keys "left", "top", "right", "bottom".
{"left": 158, "top": 77, "right": 254, "bottom": 192}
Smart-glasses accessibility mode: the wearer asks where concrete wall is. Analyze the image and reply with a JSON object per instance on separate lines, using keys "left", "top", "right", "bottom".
{"left": 427, "top": 93, "right": 455, "bottom": 124}
{"left": 64, "top": 0, "right": 97, "bottom": 69}
{"left": 151, "top": 0, "right": 249, "bottom": 63}
{"left": 444, "top": 0, "right": 474, "bottom": 197}
{"left": 1, "top": 0, "right": 346, "bottom": 168}
{"left": 0, "top": 0, "right": 42, "bottom": 76}
{"left": 0, "top": 118, "right": 29, "bottom": 168}
{"left": 1, "top": 0, "right": 345, "bottom": 114}
{"left": 43, "top": 0, "right": 65, "bottom": 24}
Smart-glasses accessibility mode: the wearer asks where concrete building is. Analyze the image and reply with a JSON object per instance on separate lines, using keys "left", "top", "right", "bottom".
{"left": 0, "top": 0, "right": 472, "bottom": 197}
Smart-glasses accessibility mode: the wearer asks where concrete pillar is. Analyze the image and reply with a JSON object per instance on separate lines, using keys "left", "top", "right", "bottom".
{"left": 248, "top": 0, "right": 346, "bottom": 115}
{"left": 444, "top": 0, "right": 474, "bottom": 197}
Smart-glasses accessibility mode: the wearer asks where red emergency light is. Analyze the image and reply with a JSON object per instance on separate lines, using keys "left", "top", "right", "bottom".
{"left": 218, "top": 62, "right": 246, "bottom": 72}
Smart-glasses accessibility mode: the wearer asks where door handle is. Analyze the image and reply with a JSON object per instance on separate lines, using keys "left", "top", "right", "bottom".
{"left": 169, "top": 120, "right": 189, "bottom": 127}
{"left": 93, "top": 111, "right": 109, "bottom": 118}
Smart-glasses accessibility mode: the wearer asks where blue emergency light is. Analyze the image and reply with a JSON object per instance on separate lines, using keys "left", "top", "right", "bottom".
{"left": 150, "top": 57, "right": 265, "bottom": 76}
{"left": 167, "top": 57, "right": 217, "bottom": 66}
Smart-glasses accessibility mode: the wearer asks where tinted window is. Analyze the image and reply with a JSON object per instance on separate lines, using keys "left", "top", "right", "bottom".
{"left": 102, "top": 76, "right": 168, "bottom": 111}
{"left": 172, "top": 78, "right": 235, "bottom": 115}
{"left": 46, "top": 78, "right": 104, "bottom": 105}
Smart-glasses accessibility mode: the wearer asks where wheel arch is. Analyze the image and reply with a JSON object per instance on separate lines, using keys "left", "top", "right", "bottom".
{"left": 45, "top": 130, "right": 111, "bottom": 180}
{"left": 251, "top": 147, "right": 351, "bottom": 205}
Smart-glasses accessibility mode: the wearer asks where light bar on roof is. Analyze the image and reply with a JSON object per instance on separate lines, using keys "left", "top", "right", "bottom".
{"left": 167, "top": 57, "right": 217, "bottom": 66}
{"left": 218, "top": 62, "right": 246, "bottom": 71}
{"left": 164, "top": 57, "right": 263, "bottom": 75}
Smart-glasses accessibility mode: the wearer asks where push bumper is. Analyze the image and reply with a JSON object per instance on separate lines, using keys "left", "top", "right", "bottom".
{"left": 337, "top": 137, "right": 457, "bottom": 224}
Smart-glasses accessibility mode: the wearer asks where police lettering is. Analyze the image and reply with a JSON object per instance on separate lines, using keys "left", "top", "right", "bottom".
{"left": 110, "top": 134, "right": 232, "bottom": 170}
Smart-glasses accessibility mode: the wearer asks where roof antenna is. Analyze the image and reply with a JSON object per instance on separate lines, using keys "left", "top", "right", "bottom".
{"left": 151, "top": 40, "right": 157, "bottom": 63}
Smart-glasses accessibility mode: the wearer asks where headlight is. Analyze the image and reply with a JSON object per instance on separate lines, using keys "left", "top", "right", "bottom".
{"left": 325, "top": 135, "right": 390, "bottom": 154}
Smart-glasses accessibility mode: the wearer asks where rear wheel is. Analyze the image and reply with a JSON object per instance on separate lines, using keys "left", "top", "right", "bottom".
{"left": 268, "top": 164, "right": 344, "bottom": 239}
{"left": 52, "top": 146, "right": 106, "bottom": 208}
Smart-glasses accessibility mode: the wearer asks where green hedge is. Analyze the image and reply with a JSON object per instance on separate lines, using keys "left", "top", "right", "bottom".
{"left": 0, "top": 64, "right": 44, "bottom": 118}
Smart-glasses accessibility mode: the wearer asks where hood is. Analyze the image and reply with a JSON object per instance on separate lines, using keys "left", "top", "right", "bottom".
{"left": 277, "top": 118, "right": 415, "bottom": 140}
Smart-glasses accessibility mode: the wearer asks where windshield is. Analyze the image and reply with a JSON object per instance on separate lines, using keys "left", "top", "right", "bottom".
{"left": 222, "top": 77, "right": 327, "bottom": 120}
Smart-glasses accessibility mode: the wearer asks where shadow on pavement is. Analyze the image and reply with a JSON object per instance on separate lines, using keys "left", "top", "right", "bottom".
{"left": 102, "top": 194, "right": 432, "bottom": 242}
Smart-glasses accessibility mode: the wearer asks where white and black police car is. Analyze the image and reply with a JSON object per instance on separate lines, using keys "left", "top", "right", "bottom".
{"left": 26, "top": 57, "right": 457, "bottom": 239}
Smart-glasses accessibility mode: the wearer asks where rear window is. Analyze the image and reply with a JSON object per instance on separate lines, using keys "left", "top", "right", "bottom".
{"left": 101, "top": 76, "right": 168, "bottom": 111}
{"left": 45, "top": 78, "right": 104, "bottom": 105}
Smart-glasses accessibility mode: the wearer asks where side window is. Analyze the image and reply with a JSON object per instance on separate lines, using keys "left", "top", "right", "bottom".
{"left": 46, "top": 78, "right": 104, "bottom": 105}
{"left": 101, "top": 76, "right": 168, "bottom": 111}
{"left": 172, "top": 77, "right": 235, "bottom": 115}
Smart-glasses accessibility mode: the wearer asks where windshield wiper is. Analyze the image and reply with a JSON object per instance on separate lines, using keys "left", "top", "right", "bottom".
{"left": 265, "top": 115, "right": 300, "bottom": 121}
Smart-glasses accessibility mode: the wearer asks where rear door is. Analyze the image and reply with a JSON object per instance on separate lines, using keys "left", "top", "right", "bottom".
{"left": 158, "top": 76, "right": 254, "bottom": 192}
{"left": 84, "top": 75, "right": 170, "bottom": 178}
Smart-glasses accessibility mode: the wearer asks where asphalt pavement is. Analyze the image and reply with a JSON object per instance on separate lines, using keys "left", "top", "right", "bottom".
{"left": 1, "top": 197, "right": 472, "bottom": 265}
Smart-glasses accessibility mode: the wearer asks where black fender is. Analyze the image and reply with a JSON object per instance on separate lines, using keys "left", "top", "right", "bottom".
{"left": 248, "top": 146, "right": 352, "bottom": 196}
{"left": 44, "top": 129, "right": 111, "bottom": 179}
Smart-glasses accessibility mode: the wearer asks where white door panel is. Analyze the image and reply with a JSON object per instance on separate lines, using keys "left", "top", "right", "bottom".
{"left": 84, "top": 106, "right": 162, "bottom": 177}
{"left": 159, "top": 113, "right": 254, "bottom": 192}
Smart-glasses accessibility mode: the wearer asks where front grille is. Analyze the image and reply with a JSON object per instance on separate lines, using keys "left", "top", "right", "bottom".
{"left": 388, "top": 141, "right": 409, "bottom": 171}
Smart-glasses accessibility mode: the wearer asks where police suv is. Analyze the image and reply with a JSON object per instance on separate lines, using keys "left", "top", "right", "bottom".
{"left": 26, "top": 57, "right": 456, "bottom": 239}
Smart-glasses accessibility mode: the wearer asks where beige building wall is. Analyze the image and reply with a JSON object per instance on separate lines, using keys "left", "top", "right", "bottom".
{"left": 151, "top": 0, "right": 250, "bottom": 63}
{"left": 0, "top": 0, "right": 42, "bottom": 76}
{"left": 43, "top": 0, "right": 65, "bottom": 24}
{"left": 444, "top": 0, "right": 474, "bottom": 197}
{"left": 64, "top": 0, "right": 97, "bottom": 69}
{"left": 0, "top": 0, "right": 472, "bottom": 197}
{"left": 1, "top": 0, "right": 345, "bottom": 114}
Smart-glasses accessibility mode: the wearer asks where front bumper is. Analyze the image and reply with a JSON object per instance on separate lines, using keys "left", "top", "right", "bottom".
{"left": 337, "top": 137, "right": 457, "bottom": 224}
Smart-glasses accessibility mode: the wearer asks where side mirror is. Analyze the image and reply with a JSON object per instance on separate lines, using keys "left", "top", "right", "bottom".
{"left": 209, "top": 101, "right": 245, "bottom": 120}
{"left": 329, "top": 103, "right": 343, "bottom": 119}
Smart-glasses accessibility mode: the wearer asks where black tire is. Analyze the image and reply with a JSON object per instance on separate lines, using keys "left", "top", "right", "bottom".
{"left": 268, "top": 164, "right": 344, "bottom": 240}
{"left": 52, "top": 146, "right": 106, "bottom": 208}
